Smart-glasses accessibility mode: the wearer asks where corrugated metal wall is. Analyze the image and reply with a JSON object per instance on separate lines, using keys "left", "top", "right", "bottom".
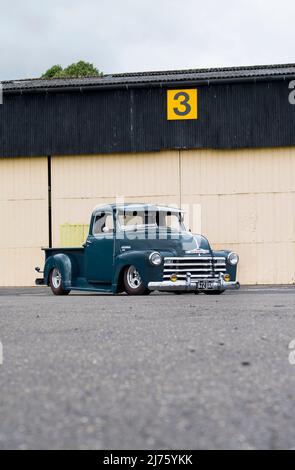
{"left": 50, "top": 148, "right": 295, "bottom": 285}
{"left": 2, "top": 80, "right": 295, "bottom": 157}
{"left": 51, "top": 151, "right": 181, "bottom": 247}
{"left": 1, "top": 148, "right": 295, "bottom": 286}
{"left": 0, "top": 157, "right": 48, "bottom": 286}
{"left": 181, "top": 148, "right": 295, "bottom": 284}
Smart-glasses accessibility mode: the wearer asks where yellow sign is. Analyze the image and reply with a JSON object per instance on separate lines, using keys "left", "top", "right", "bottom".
{"left": 167, "top": 89, "right": 198, "bottom": 120}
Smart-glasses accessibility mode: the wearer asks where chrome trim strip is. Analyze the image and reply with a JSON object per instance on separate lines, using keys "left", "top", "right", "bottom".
{"left": 164, "top": 262, "right": 226, "bottom": 266}
{"left": 148, "top": 280, "right": 197, "bottom": 291}
{"left": 164, "top": 268, "right": 226, "bottom": 272}
{"left": 163, "top": 274, "right": 218, "bottom": 278}
{"left": 164, "top": 256, "right": 226, "bottom": 261}
{"left": 148, "top": 279, "right": 240, "bottom": 292}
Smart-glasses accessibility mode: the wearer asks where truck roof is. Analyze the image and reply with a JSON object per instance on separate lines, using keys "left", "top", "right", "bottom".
{"left": 92, "top": 203, "right": 183, "bottom": 214}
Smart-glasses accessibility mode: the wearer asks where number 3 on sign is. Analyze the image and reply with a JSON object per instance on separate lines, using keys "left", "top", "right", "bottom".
{"left": 167, "top": 89, "right": 198, "bottom": 120}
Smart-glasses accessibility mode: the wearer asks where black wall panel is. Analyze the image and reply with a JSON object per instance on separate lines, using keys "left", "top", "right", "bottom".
{"left": 0, "top": 80, "right": 294, "bottom": 157}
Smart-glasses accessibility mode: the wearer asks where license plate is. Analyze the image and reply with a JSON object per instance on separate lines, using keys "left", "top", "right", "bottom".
{"left": 198, "top": 281, "right": 213, "bottom": 290}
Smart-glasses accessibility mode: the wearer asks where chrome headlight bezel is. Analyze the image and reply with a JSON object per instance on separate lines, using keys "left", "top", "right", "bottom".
{"left": 227, "top": 252, "right": 239, "bottom": 266}
{"left": 149, "top": 252, "right": 162, "bottom": 266}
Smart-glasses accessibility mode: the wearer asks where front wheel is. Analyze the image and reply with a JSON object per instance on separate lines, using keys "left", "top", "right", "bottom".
{"left": 123, "top": 265, "right": 150, "bottom": 295}
{"left": 49, "top": 268, "right": 71, "bottom": 296}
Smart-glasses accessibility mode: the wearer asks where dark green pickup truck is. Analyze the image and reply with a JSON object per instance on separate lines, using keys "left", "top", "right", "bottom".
{"left": 36, "top": 203, "right": 240, "bottom": 295}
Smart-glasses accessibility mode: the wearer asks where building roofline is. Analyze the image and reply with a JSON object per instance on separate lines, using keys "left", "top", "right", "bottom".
{"left": 2, "top": 62, "right": 295, "bottom": 95}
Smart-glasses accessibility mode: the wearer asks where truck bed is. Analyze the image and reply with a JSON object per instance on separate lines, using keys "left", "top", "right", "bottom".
{"left": 43, "top": 247, "right": 84, "bottom": 255}
{"left": 42, "top": 247, "right": 85, "bottom": 279}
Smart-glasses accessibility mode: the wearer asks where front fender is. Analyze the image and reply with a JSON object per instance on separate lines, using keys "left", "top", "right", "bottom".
{"left": 213, "top": 249, "right": 238, "bottom": 281}
{"left": 113, "top": 250, "right": 172, "bottom": 291}
{"left": 44, "top": 253, "right": 72, "bottom": 289}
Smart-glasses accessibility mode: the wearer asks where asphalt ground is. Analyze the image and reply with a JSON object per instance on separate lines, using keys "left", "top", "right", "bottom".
{"left": 0, "top": 286, "right": 295, "bottom": 450}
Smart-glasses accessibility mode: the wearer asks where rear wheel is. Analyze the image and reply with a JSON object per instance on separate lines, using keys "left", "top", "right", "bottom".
{"left": 123, "top": 265, "right": 150, "bottom": 295}
{"left": 204, "top": 290, "right": 225, "bottom": 295}
{"left": 49, "top": 268, "right": 70, "bottom": 296}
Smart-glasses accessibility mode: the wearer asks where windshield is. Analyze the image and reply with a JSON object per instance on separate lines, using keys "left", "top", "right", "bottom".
{"left": 117, "top": 210, "right": 185, "bottom": 232}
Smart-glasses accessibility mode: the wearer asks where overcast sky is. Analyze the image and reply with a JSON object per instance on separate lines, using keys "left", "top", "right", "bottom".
{"left": 0, "top": 0, "right": 294, "bottom": 80}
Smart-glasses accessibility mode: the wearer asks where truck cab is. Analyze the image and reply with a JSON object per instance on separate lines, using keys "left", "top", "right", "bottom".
{"left": 36, "top": 203, "right": 240, "bottom": 295}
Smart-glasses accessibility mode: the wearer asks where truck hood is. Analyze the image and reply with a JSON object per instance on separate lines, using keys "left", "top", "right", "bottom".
{"left": 117, "top": 230, "right": 211, "bottom": 256}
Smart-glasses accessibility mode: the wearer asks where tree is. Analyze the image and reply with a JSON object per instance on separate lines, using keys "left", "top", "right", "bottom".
{"left": 42, "top": 64, "right": 63, "bottom": 79}
{"left": 41, "top": 61, "right": 102, "bottom": 79}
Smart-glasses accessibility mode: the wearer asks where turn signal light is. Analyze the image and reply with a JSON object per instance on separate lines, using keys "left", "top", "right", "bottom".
{"left": 170, "top": 274, "right": 178, "bottom": 282}
{"left": 224, "top": 274, "right": 231, "bottom": 282}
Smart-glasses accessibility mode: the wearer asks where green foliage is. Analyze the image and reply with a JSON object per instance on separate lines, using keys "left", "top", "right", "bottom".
{"left": 41, "top": 65, "right": 63, "bottom": 79}
{"left": 41, "top": 61, "right": 102, "bottom": 79}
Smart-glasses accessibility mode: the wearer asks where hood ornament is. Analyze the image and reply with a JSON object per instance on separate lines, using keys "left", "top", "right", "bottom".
{"left": 185, "top": 248, "right": 210, "bottom": 255}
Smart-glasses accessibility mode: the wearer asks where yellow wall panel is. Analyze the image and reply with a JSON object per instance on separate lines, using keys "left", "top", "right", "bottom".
{"left": 181, "top": 148, "right": 295, "bottom": 285}
{"left": 181, "top": 147, "right": 295, "bottom": 195}
{"left": 1, "top": 147, "right": 295, "bottom": 286}
{"left": 0, "top": 248, "right": 46, "bottom": 287}
{"left": 0, "top": 157, "right": 48, "bottom": 286}
{"left": 0, "top": 157, "right": 47, "bottom": 201}
{"left": 51, "top": 152, "right": 180, "bottom": 246}
{"left": 52, "top": 151, "right": 180, "bottom": 199}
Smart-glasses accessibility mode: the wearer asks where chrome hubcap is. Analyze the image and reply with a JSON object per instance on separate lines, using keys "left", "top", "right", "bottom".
{"left": 52, "top": 268, "right": 61, "bottom": 289}
{"left": 127, "top": 266, "right": 142, "bottom": 289}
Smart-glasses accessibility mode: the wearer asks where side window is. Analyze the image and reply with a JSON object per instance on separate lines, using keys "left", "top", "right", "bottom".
{"left": 93, "top": 212, "right": 114, "bottom": 235}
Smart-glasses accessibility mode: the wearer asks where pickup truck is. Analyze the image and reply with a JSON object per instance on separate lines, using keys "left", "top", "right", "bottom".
{"left": 35, "top": 203, "right": 240, "bottom": 295}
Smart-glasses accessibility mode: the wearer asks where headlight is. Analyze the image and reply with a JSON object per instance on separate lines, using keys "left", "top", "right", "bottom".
{"left": 149, "top": 252, "right": 162, "bottom": 266}
{"left": 227, "top": 252, "right": 239, "bottom": 266}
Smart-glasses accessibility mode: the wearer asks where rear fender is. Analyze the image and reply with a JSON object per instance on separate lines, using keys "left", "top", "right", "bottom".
{"left": 44, "top": 254, "right": 72, "bottom": 289}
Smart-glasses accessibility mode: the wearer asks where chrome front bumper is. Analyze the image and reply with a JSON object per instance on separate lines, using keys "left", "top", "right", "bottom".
{"left": 148, "top": 274, "right": 240, "bottom": 292}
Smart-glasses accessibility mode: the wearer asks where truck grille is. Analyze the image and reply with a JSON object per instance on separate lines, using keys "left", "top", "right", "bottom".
{"left": 163, "top": 256, "right": 226, "bottom": 280}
